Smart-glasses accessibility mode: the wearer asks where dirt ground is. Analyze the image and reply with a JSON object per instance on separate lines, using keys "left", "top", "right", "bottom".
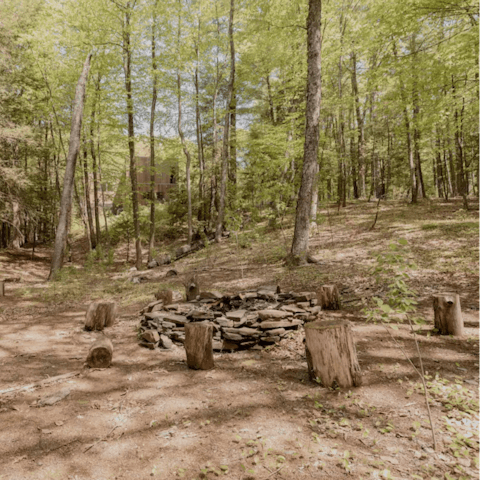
{"left": 0, "top": 199, "right": 478, "bottom": 480}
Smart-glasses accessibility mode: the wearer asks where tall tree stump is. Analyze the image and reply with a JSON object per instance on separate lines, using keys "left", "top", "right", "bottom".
{"left": 317, "top": 285, "right": 341, "bottom": 310}
{"left": 304, "top": 319, "right": 362, "bottom": 388}
{"left": 185, "top": 275, "right": 200, "bottom": 301}
{"left": 86, "top": 335, "right": 113, "bottom": 368}
{"left": 85, "top": 301, "right": 117, "bottom": 331}
{"left": 433, "top": 293, "right": 464, "bottom": 336}
{"left": 184, "top": 323, "right": 214, "bottom": 370}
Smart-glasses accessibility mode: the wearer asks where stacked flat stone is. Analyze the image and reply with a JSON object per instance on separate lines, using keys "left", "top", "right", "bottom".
{"left": 138, "top": 287, "right": 321, "bottom": 351}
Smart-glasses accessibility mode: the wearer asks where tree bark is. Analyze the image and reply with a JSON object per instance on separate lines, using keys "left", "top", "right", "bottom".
{"left": 290, "top": 0, "right": 322, "bottom": 264}
{"left": 86, "top": 335, "right": 113, "bottom": 368}
{"left": 215, "top": 0, "right": 235, "bottom": 243}
{"left": 305, "top": 319, "right": 362, "bottom": 388}
{"left": 317, "top": 284, "right": 341, "bottom": 310}
{"left": 184, "top": 323, "right": 214, "bottom": 370}
{"left": 433, "top": 293, "right": 464, "bottom": 337}
{"left": 148, "top": 3, "right": 158, "bottom": 262}
{"left": 122, "top": 4, "right": 142, "bottom": 270}
{"left": 49, "top": 53, "right": 92, "bottom": 280}
{"left": 90, "top": 98, "right": 101, "bottom": 248}
{"left": 350, "top": 51, "right": 365, "bottom": 197}
{"left": 85, "top": 301, "right": 118, "bottom": 331}
{"left": 82, "top": 136, "right": 96, "bottom": 249}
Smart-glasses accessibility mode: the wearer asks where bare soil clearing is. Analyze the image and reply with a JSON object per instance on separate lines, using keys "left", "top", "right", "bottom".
{"left": 0, "top": 200, "right": 478, "bottom": 480}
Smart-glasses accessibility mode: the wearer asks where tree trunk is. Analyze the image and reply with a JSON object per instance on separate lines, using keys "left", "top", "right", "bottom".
{"left": 184, "top": 323, "right": 214, "bottom": 370}
{"left": 49, "top": 53, "right": 92, "bottom": 280}
{"left": 90, "top": 106, "right": 101, "bottom": 248}
{"left": 194, "top": 22, "right": 205, "bottom": 222}
{"left": 290, "top": 0, "right": 322, "bottom": 264}
{"left": 148, "top": 4, "right": 158, "bottom": 262}
{"left": 82, "top": 136, "right": 96, "bottom": 249}
{"left": 86, "top": 335, "right": 113, "bottom": 368}
{"left": 433, "top": 293, "right": 464, "bottom": 337}
{"left": 215, "top": 0, "right": 235, "bottom": 243}
{"left": 176, "top": 8, "right": 193, "bottom": 245}
{"left": 305, "top": 319, "right": 362, "bottom": 388}
{"left": 350, "top": 51, "right": 365, "bottom": 197}
{"left": 85, "top": 301, "right": 118, "bottom": 331}
{"left": 122, "top": 6, "right": 142, "bottom": 270}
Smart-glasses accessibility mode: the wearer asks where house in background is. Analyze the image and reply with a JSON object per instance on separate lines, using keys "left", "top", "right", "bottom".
{"left": 136, "top": 156, "right": 176, "bottom": 204}
{"left": 112, "top": 155, "right": 177, "bottom": 213}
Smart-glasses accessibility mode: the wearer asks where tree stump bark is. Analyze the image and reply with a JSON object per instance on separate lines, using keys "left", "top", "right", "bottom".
{"left": 0, "top": 281, "right": 4, "bottom": 297}
{"left": 184, "top": 323, "right": 214, "bottom": 370}
{"left": 317, "top": 285, "right": 341, "bottom": 310}
{"left": 85, "top": 301, "right": 117, "bottom": 331}
{"left": 304, "top": 319, "right": 362, "bottom": 388}
{"left": 433, "top": 293, "right": 464, "bottom": 336}
{"left": 86, "top": 335, "right": 113, "bottom": 368}
{"left": 185, "top": 275, "right": 200, "bottom": 301}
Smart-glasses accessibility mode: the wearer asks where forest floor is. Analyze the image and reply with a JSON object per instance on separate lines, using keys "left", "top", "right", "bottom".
{"left": 0, "top": 198, "right": 478, "bottom": 480}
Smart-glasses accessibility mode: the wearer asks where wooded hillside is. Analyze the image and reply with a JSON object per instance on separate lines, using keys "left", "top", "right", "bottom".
{"left": 0, "top": 0, "right": 477, "bottom": 269}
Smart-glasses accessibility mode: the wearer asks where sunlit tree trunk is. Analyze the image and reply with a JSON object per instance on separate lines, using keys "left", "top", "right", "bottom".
{"left": 49, "top": 52, "right": 92, "bottom": 280}
{"left": 215, "top": 0, "right": 235, "bottom": 242}
{"left": 148, "top": 1, "right": 158, "bottom": 262}
{"left": 290, "top": 0, "right": 322, "bottom": 264}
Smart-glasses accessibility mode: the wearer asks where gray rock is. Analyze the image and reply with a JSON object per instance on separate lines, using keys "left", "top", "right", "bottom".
{"left": 260, "top": 319, "right": 302, "bottom": 329}
{"left": 257, "top": 309, "right": 292, "bottom": 320}
{"left": 294, "top": 292, "right": 316, "bottom": 302}
{"left": 216, "top": 318, "right": 234, "bottom": 328}
{"left": 147, "top": 260, "right": 158, "bottom": 269}
{"left": 264, "top": 327, "right": 286, "bottom": 336}
{"left": 261, "top": 336, "right": 281, "bottom": 343}
{"left": 142, "top": 330, "right": 160, "bottom": 343}
{"left": 226, "top": 309, "right": 247, "bottom": 321}
{"left": 156, "top": 254, "right": 171, "bottom": 265}
{"left": 160, "top": 334, "right": 173, "bottom": 349}
{"left": 280, "top": 304, "right": 307, "bottom": 314}
{"left": 223, "top": 332, "right": 243, "bottom": 342}
{"left": 199, "top": 291, "right": 223, "bottom": 300}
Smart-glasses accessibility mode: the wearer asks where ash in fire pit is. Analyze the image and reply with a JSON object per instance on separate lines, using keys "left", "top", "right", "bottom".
{"left": 138, "top": 286, "right": 321, "bottom": 351}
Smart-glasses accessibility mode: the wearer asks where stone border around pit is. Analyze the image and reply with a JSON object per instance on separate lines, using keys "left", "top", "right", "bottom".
{"left": 138, "top": 286, "right": 321, "bottom": 351}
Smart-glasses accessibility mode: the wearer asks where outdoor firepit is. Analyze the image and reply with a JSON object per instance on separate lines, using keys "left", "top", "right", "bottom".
{"left": 137, "top": 285, "right": 322, "bottom": 351}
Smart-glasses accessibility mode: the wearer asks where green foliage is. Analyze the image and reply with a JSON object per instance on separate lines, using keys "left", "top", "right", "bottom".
{"left": 363, "top": 239, "right": 422, "bottom": 326}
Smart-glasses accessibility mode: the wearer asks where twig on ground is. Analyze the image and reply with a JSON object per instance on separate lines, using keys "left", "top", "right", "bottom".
{"left": 83, "top": 425, "right": 120, "bottom": 453}
{"left": 44, "top": 438, "right": 79, "bottom": 455}
{"left": 263, "top": 464, "right": 285, "bottom": 479}
{"left": 406, "top": 316, "right": 437, "bottom": 451}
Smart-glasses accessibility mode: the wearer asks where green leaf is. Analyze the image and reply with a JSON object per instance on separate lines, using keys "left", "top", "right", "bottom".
{"left": 398, "top": 238, "right": 408, "bottom": 245}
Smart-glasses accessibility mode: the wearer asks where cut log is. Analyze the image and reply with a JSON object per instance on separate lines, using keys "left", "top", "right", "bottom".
{"left": 304, "top": 319, "right": 362, "bottom": 388}
{"left": 184, "top": 323, "right": 214, "bottom": 370}
{"left": 0, "top": 280, "right": 4, "bottom": 296}
{"left": 317, "top": 285, "right": 341, "bottom": 310}
{"left": 184, "top": 275, "right": 200, "bottom": 301}
{"left": 86, "top": 335, "right": 113, "bottom": 368}
{"left": 84, "top": 301, "right": 117, "bottom": 331}
{"left": 433, "top": 293, "right": 464, "bottom": 336}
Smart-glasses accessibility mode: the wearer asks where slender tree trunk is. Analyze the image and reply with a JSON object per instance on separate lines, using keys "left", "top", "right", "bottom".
{"left": 148, "top": 2, "right": 158, "bottom": 262}
{"left": 177, "top": 6, "right": 193, "bottom": 245}
{"left": 122, "top": 6, "right": 142, "bottom": 269}
{"left": 49, "top": 52, "right": 92, "bottom": 280}
{"left": 90, "top": 102, "right": 101, "bottom": 247}
{"left": 350, "top": 51, "right": 365, "bottom": 197}
{"left": 393, "top": 42, "right": 417, "bottom": 203}
{"left": 194, "top": 22, "right": 205, "bottom": 222}
{"left": 215, "top": 0, "right": 235, "bottom": 243}
{"left": 83, "top": 136, "right": 96, "bottom": 249}
{"left": 290, "top": 0, "right": 322, "bottom": 264}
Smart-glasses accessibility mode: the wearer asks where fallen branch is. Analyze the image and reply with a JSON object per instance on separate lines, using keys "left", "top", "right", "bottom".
{"left": 84, "top": 425, "right": 120, "bottom": 453}
{"left": 0, "top": 372, "right": 79, "bottom": 395}
{"left": 263, "top": 465, "right": 285, "bottom": 479}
